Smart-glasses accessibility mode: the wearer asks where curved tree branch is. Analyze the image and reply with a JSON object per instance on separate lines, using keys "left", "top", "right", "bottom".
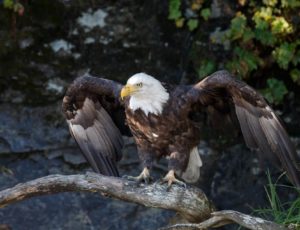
{"left": 160, "top": 210, "right": 289, "bottom": 230}
{"left": 0, "top": 172, "right": 213, "bottom": 222}
{"left": 0, "top": 172, "right": 292, "bottom": 230}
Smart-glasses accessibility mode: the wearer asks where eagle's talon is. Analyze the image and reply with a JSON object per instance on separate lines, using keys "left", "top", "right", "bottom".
{"left": 123, "top": 167, "right": 151, "bottom": 184}
{"left": 122, "top": 175, "right": 138, "bottom": 181}
{"left": 176, "top": 180, "right": 187, "bottom": 189}
{"left": 144, "top": 176, "right": 153, "bottom": 184}
{"left": 161, "top": 170, "right": 186, "bottom": 190}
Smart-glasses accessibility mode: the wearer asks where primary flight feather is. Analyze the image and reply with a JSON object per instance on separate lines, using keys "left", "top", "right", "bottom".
{"left": 62, "top": 70, "right": 300, "bottom": 187}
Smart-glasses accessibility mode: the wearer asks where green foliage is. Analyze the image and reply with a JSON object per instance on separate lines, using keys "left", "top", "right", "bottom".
{"left": 254, "top": 173, "right": 300, "bottom": 227}
{"left": 197, "top": 59, "right": 216, "bottom": 79}
{"left": 227, "top": 13, "right": 247, "bottom": 40}
{"left": 262, "top": 78, "right": 288, "bottom": 105}
{"left": 263, "top": 0, "right": 278, "bottom": 7}
{"left": 168, "top": 0, "right": 300, "bottom": 105}
{"left": 271, "top": 17, "right": 293, "bottom": 34}
{"left": 281, "top": 0, "right": 300, "bottom": 8}
{"left": 290, "top": 68, "right": 300, "bottom": 84}
{"left": 238, "top": 47, "right": 261, "bottom": 70}
{"left": 187, "top": 19, "right": 198, "bottom": 31}
{"left": 3, "top": 0, "right": 14, "bottom": 9}
{"left": 2, "top": 0, "right": 25, "bottom": 15}
{"left": 273, "top": 42, "right": 297, "bottom": 69}
{"left": 168, "top": 0, "right": 182, "bottom": 20}
{"left": 254, "top": 28, "right": 276, "bottom": 46}
{"left": 200, "top": 8, "right": 210, "bottom": 21}
{"left": 226, "top": 47, "right": 262, "bottom": 77}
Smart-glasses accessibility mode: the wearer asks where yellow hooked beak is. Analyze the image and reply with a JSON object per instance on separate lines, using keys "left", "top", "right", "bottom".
{"left": 120, "top": 84, "right": 138, "bottom": 100}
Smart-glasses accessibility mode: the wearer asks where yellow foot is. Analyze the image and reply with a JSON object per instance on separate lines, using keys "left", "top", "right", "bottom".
{"left": 160, "top": 170, "right": 186, "bottom": 190}
{"left": 123, "top": 167, "right": 152, "bottom": 184}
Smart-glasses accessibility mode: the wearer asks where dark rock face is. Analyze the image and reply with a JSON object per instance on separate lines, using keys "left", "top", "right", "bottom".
{"left": 0, "top": 103, "right": 70, "bottom": 154}
{"left": 0, "top": 0, "right": 187, "bottom": 106}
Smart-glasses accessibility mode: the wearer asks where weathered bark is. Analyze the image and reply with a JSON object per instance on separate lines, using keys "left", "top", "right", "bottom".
{"left": 0, "top": 172, "right": 212, "bottom": 222}
{"left": 161, "top": 210, "right": 289, "bottom": 230}
{"left": 0, "top": 172, "right": 292, "bottom": 230}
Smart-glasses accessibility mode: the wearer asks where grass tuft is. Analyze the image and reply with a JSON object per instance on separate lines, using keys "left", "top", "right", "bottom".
{"left": 253, "top": 172, "right": 300, "bottom": 228}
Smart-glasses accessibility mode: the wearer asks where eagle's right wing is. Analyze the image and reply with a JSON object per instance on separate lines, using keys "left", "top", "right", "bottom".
{"left": 62, "top": 73, "right": 128, "bottom": 176}
{"left": 185, "top": 70, "right": 300, "bottom": 187}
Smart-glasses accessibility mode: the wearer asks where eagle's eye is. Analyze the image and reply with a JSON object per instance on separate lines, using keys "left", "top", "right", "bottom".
{"left": 136, "top": 83, "right": 143, "bottom": 87}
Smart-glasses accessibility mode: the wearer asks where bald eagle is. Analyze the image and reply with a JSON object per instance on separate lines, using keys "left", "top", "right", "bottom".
{"left": 62, "top": 70, "right": 300, "bottom": 188}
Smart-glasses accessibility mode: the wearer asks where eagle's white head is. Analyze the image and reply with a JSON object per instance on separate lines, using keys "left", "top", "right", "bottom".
{"left": 121, "top": 73, "right": 169, "bottom": 115}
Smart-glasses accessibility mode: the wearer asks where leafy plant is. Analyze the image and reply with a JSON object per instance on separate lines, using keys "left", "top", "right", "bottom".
{"left": 290, "top": 68, "right": 300, "bottom": 84}
{"left": 2, "top": 0, "right": 25, "bottom": 15}
{"left": 227, "top": 13, "right": 247, "bottom": 40}
{"left": 262, "top": 78, "right": 288, "bottom": 105}
{"left": 187, "top": 19, "right": 198, "bottom": 31}
{"left": 200, "top": 8, "right": 210, "bottom": 21}
{"left": 3, "top": 0, "right": 14, "bottom": 9}
{"left": 197, "top": 59, "right": 216, "bottom": 79}
{"left": 168, "top": 0, "right": 210, "bottom": 32}
{"left": 226, "top": 47, "right": 262, "bottom": 77}
{"left": 272, "top": 42, "right": 297, "bottom": 70}
{"left": 168, "top": 0, "right": 300, "bottom": 104}
{"left": 168, "top": 0, "right": 182, "bottom": 20}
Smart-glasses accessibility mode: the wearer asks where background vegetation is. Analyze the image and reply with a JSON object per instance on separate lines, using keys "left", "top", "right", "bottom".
{"left": 254, "top": 173, "right": 300, "bottom": 228}
{"left": 168, "top": 0, "right": 300, "bottom": 105}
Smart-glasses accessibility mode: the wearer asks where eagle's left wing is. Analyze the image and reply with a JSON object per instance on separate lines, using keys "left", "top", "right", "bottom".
{"left": 62, "top": 73, "right": 127, "bottom": 177}
{"left": 186, "top": 70, "right": 300, "bottom": 187}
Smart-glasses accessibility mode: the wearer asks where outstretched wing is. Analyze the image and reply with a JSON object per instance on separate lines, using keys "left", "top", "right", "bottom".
{"left": 62, "top": 73, "right": 127, "bottom": 176}
{"left": 186, "top": 70, "right": 300, "bottom": 187}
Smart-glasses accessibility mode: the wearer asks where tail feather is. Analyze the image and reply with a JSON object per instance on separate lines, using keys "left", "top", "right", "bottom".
{"left": 180, "top": 147, "right": 202, "bottom": 183}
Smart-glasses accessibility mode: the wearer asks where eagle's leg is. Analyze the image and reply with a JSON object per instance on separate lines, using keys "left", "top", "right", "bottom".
{"left": 124, "top": 167, "right": 152, "bottom": 184}
{"left": 160, "top": 151, "right": 187, "bottom": 189}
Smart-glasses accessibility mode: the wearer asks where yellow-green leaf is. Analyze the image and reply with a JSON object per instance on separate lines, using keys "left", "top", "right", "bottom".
{"left": 271, "top": 17, "right": 293, "bottom": 34}
{"left": 3, "top": 0, "right": 14, "bottom": 9}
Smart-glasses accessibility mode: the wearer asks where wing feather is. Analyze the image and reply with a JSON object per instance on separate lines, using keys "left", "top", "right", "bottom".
{"left": 235, "top": 105, "right": 258, "bottom": 149}
{"left": 62, "top": 74, "right": 126, "bottom": 176}
{"left": 189, "top": 70, "right": 300, "bottom": 187}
